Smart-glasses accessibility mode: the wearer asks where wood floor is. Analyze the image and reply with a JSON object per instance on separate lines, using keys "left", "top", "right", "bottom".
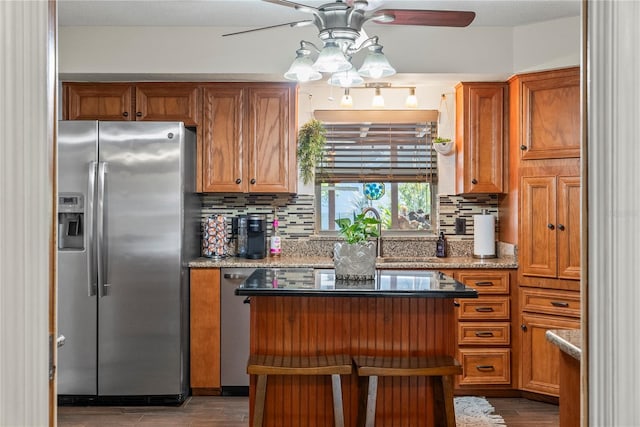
{"left": 57, "top": 396, "right": 559, "bottom": 426}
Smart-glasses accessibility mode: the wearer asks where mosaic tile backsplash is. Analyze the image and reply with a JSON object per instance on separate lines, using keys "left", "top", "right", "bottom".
{"left": 198, "top": 193, "right": 505, "bottom": 257}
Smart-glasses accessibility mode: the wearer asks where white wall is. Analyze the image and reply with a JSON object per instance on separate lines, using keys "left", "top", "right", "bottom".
{"left": 0, "top": 1, "right": 54, "bottom": 425}
{"left": 513, "top": 16, "right": 581, "bottom": 73}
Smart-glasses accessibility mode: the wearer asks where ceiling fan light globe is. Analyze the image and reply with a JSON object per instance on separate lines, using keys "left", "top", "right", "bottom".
{"left": 358, "top": 45, "right": 396, "bottom": 79}
{"left": 312, "top": 41, "right": 352, "bottom": 73}
{"left": 284, "top": 54, "right": 322, "bottom": 82}
{"left": 328, "top": 68, "right": 365, "bottom": 87}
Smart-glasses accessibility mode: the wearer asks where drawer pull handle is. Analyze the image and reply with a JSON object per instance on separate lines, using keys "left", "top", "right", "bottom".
{"left": 476, "top": 365, "right": 495, "bottom": 371}
{"left": 475, "top": 331, "right": 494, "bottom": 337}
{"left": 551, "top": 301, "right": 569, "bottom": 308}
{"left": 475, "top": 307, "right": 495, "bottom": 312}
{"left": 474, "top": 281, "right": 494, "bottom": 286}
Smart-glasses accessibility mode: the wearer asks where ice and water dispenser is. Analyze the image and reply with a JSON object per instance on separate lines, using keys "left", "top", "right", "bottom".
{"left": 58, "top": 193, "right": 84, "bottom": 250}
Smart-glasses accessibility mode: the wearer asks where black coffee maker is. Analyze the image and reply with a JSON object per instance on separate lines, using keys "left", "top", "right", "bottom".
{"left": 246, "top": 214, "right": 267, "bottom": 259}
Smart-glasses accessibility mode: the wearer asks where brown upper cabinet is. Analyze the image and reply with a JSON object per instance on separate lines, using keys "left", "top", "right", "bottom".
{"left": 520, "top": 175, "right": 581, "bottom": 282}
{"left": 64, "top": 83, "right": 135, "bottom": 121}
{"left": 63, "top": 82, "right": 201, "bottom": 125}
{"left": 201, "top": 83, "right": 297, "bottom": 193}
{"left": 513, "top": 67, "right": 580, "bottom": 160}
{"left": 455, "top": 82, "right": 507, "bottom": 194}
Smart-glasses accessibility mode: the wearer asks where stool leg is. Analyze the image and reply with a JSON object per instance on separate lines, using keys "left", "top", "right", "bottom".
{"left": 441, "top": 375, "right": 456, "bottom": 427}
{"left": 363, "top": 376, "right": 378, "bottom": 427}
{"left": 253, "top": 374, "right": 268, "bottom": 427}
{"left": 331, "top": 374, "right": 345, "bottom": 427}
{"left": 432, "top": 375, "right": 456, "bottom": 427}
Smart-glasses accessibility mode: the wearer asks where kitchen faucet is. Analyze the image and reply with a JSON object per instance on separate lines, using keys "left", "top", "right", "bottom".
{"left": 361, "top": 207, "right": 382, "bottom": 258}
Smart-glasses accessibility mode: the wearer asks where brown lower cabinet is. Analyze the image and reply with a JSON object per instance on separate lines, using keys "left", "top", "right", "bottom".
{"left": 190, "top": 268, "right": 221, "bottom": 395}
{"left": 454, "top": 270, "right": 514, "bottom": 392}
{"left": 519, "top": 287, "right": 581, "bottom": 396}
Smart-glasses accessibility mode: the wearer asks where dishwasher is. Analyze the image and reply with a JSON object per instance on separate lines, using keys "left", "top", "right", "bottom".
{"left": 220, "top": 267, "right": 255, "bottom": 396}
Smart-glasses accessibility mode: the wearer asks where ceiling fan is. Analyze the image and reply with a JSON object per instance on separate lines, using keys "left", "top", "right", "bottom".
{"left": 222, "top": 0, "right": 475, "bottom": 83}
{"left": 222, "top": 0, "right": 476, "bottom": 38}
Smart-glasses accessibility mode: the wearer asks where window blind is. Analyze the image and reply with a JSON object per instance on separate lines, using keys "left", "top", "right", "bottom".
{"left": 315, "top": 121, "right": 438, "bottom": 183}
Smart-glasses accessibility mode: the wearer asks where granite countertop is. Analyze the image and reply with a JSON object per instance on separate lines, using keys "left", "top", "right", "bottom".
{"left": 188, "top": 255, "right": 517, "bottom": 269}
{"left": 546, "top": 329, "right": 582, "bottom": 361}
{"left": 235, "top": 268, "right": 479, "bottom": 299}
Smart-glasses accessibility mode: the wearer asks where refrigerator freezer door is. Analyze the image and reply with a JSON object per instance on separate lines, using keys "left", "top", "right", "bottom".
{"left": 97, "top": 122, "right": 185, "bottom": 396}
{"left": 57, "top": 121, "right": 99, "bottom": 395}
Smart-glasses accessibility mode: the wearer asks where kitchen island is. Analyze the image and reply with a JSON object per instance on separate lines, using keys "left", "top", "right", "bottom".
{"left": 236, "top": 268, "right": 478, "bottom": 427}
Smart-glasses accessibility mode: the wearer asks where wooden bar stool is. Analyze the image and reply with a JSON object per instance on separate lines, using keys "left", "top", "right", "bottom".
{"left": 353, "top": 355, "right": 462, "bottom": 427}
{"left": 246, "top": 354, "right": 353, "bottom": 427}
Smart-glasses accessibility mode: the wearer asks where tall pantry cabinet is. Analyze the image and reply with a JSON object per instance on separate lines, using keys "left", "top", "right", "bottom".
{"left": 506, "top": 67, "right": 582, "bottom": 397}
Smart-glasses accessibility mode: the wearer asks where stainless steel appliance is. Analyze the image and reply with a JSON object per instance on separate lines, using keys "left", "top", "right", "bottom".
{"left": 57, "top": 121, "right": 198, "bottom": 404}
{"left": 220, "top": 268, "right": 254, "bottom": 395}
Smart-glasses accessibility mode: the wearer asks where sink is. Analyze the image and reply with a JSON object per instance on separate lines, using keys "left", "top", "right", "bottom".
{"left": 376, "top": 257, "right": 441, "bottom": 263}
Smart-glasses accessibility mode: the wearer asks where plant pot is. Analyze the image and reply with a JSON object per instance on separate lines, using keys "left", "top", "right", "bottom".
{"left": 433, "top": 141, "right": 454, "bottom": 155}
{"left": 333, "top": 241, "right": 376, "bottom": 280}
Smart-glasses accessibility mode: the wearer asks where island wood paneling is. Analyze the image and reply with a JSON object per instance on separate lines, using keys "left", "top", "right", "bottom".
{"left": 249, "top": 296, "right": 456, "bottom": 427}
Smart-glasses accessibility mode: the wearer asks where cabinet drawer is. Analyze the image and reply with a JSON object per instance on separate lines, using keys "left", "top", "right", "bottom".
{"left": 457, "top": 348, "right": 511, "bottom": 386}
{"left": 458, "top": 322, "right": 510, "bottom": 346}
{"left": 521, "top": 288, "right": 580, "bottom": 318}
{"left": 457, "top": 297, "right": 510, "bottom": 320}
{"left": 456, "top": 271, "right": 510, "bottom": 294}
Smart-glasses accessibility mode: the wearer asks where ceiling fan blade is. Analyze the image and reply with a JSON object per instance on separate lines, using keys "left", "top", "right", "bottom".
{"left": 372, "top": 9, "right": 476, "bottom": 27}
{"left": 222, "top": 20, "right": 313, "bottom": 37}
{"left": 262, "top": 0, "right": 318, "bottom": 14}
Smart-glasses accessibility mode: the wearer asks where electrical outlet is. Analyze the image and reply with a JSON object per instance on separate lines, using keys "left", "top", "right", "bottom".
{"left": 455, "top": 217, "right": 466, "bottom": 234}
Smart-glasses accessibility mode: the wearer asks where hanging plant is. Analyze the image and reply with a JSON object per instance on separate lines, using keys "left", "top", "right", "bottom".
{"left": 297, "top": 119, "right": 327, "bottom": 185}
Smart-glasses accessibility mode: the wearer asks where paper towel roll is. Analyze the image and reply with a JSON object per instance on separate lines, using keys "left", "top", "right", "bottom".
{"left": 473, "top": 214, "right": 496, "bottom": 258}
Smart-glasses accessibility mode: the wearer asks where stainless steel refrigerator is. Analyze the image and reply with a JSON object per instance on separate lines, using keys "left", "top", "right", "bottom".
{"left": 57, "top": 121, "right": 198, "bottom": 404}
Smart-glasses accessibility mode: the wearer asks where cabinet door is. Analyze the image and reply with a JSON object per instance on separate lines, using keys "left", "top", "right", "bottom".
{"left": 455, "top": 83, "right": 505, "bottom": 194}
{"left": 135, "top": 83, "right": 200, "bottom": 125}
{"left": 557, "top": 176, "right": 581, "bottom": 279}
{"left": 520, "top": 68, "right": 580, "bottom": 159}
{"left": 521, "top": 176, "right": 557, "bottom": 278}
{"left": 246, "top": 85, "right": 297, "bottom": 193}
{"left": 64, "top": 83, "right": 134, "bottom": 120}
{"left": 520, "top": 313, "right": 580, "bottom": 396}
{"left": 190, "top": 268, "right": 221, "bottom": 392}
{"left": 201, "top": 86, "right": 246, "bottom": 192}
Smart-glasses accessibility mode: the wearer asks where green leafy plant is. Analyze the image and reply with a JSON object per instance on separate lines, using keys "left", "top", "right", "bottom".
{"left": 297, "top": 119, "right": 327, "bottom": 185}
{"left": 433, "top": 136, "right": 452, "bottom": 144}
{"left": 335, "top": 213, "right": 381, "bottom": 244}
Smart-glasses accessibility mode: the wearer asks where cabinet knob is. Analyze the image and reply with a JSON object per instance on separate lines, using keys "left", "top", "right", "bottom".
{"left": 521, "top": 324, "right": 527, "bottom": 331}
{"left": 235, "top": 178, "right": 242, "bottom": 184}
{"left": 547, "top": 223, "right": 555, "bottom": 230}
{"left": 122, "top": 112, "right": 129, "bottom": 117}
{"left": 136, "top": 111, "right": 142, "bottom": 117}
{"left": 250, "top": 178, "right": 256, "bottom": 185}
{"left": 520, "top": 145, "right": 527, "bottom": 150}
{"left": 558, "top": 223, "right": 566, "bottom": 231}
{"left": 453, "top": 301, "right": 460, "bottom": 307}
{"left": 471, "top": 178, "right": 478, "bottom": 185}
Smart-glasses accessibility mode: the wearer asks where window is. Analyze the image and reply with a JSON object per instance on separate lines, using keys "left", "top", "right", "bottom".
{"left": 315, "top": 119, "right": 438, "bottom": 233}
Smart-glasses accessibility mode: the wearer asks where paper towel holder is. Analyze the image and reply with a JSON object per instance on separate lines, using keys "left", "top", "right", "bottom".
{"left": 472, "top": 209, "right": 497, "bottom": 259}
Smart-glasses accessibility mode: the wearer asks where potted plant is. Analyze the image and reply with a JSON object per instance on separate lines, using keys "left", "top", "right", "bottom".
{"left": 297, "top": 119, "right": 327, "bottom": 185}
{"left": 433, "top": 136, "right": 454, "bottom": 155}
{"left": 334, "top": 213, "right": 381, "bottom": 280}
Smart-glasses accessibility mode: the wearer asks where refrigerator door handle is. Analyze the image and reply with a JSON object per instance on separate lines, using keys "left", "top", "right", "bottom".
{"left": 87, "top": 161, "right": 97, "bottom": 296}
{"left": 97, "top": 161, "right": 110, "bottom": 297}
